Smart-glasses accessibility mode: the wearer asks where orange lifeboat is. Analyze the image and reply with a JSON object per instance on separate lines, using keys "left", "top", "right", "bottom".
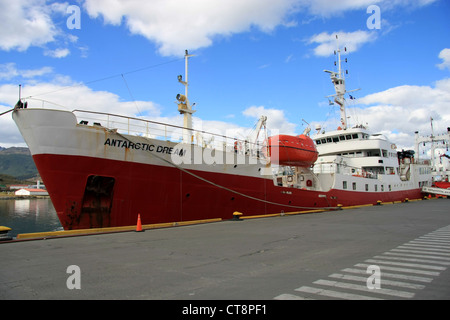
{"left": 266, "top": 134, "right": 318, "bottom": 167}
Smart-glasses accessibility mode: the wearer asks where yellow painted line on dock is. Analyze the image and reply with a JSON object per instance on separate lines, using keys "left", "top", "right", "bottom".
{"left": 340, "top": 204, "right": 375, "bottom": 210}
{"left": 16, "top": 218, "right": 222, "bottom": 240}
{"left": 240, "top": 209, "right": 328, "bottom": 220}
{"left": 241, "top": 197, "right": 426, "bottom": 220}
{"left": 240, "top": 213, "right": 282, "bottom": 220}
{"left": 14, "top": 196, "right": 431, "bottom": 240}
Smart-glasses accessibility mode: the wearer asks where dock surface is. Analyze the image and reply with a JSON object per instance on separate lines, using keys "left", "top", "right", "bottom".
{"left": 1, "top": 199, "right": 450, "bottom": 300}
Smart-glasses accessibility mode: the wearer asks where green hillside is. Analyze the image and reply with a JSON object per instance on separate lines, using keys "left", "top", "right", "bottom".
{"left": 0, "top": 173, "right": 26, "bottom": 186}
{"left": 0, "top": 147, "right": 38, "bottom": 180}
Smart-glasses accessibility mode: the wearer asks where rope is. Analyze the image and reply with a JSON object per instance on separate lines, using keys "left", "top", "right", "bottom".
{"left": 22, "top": 58, "right": 183, "bottom": 100}
{"left": 0, "top": 108, "right": 14, "bottom": 116}
{"left": 114, "top": 131, "right": 338, "bottom": 211}
{"left": 121, "top": 74, "right": 141, "bottom": 117}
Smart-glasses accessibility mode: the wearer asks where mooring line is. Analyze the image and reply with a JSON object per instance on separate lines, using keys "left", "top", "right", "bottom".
{"left": 115, "top": 131, "right": 338, "bottom": 211}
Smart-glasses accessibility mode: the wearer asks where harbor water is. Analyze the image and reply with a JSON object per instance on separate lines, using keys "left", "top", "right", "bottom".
{"left": 0, "top": 198, "right": 62, "bottom": 238}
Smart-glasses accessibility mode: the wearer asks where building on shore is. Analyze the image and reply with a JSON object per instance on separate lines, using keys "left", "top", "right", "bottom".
{"left": 14, "top": 188, "right": 49, "bottom": 196}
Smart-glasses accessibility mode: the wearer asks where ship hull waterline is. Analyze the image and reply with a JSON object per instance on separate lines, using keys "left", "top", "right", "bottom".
{"left": 32, "top": 153, "right": 421, "bottom": 230}
{"left": 13, "top": 108, "right": 422, "bottom": 230}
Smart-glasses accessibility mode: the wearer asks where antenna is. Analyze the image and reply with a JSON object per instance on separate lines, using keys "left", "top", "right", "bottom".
{"left": 323, "top": 35, "right": 360, "bottom": 130}
{"left": 177, "top": 50, "right": 196, "bottom": 144}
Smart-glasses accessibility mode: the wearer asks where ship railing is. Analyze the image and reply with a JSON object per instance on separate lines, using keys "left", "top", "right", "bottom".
{"left": 313, "top": 163, "right": 337, "bottom": 174}
{"left": 415, "top": 159, "right": 431, "bottom": 165}
{"left": 313, "top": 163, "right": 380, "bottom": 179}
{"left": 73, "top": 109, "right": 268, "bottom": 160}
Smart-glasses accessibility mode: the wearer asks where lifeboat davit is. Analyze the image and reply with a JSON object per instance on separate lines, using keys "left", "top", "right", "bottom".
{"left": 266, "top": 134, "right": 318, "bottom": 167}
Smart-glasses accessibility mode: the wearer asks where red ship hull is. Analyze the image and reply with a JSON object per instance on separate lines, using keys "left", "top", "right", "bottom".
{"left": 33, "top": 153, "right": 422, "bottom": 230}
{"left": 12, "top": 108, "right": 426, "bottom": 231}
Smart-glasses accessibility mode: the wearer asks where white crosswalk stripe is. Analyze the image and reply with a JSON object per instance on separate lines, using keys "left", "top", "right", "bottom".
{"left": 397, "top": 245, "right": 450, "bottom": 253}
{"left": 420, "top": 236, "right": 450, "bottom": 240}
{"left": 407, "top": 241, "right": 450, "bottom": 249}
{"left": 273, "top": 293, "right": 312, "bottom": 300}
{"left": 355, "top": 263, "right": 441, "bottom": 276}
{"left": 294, "top": 285, "right": 383, "bottom": 300}
{"left": 372, "top": 255, "right": 450, "bottom": 266}
{"left": 341, "top": 268, "right": 433, "bottom": 283}
{"left": 386, "top": 251, "right": 450, "bottom": 260}
{"left": 274, "top": 224, "right": 450, "bottom": 300}
{"left": 312, "top": 279, "right": 415, "bottom": 298}
{"left": 365, "top": 259, "right": 447, "bottom": 270}
{"left": 328, "top": 273, "right": 426, "bottom": 290}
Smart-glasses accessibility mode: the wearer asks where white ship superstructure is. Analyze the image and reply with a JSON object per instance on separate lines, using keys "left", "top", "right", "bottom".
{"left": 311, "top": 42, "right": 432, "bottom": 195}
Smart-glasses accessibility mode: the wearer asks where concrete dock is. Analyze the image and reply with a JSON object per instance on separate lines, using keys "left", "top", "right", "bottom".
{"left": 1, "top": 198, "right": 449, "bottom": 301}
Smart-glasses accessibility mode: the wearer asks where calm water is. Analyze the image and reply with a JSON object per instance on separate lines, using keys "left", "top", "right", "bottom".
{"left": 0, "top": 198, "right": 62, "bottom": 238}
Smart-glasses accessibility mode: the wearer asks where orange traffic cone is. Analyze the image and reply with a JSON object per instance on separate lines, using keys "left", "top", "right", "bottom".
{"left": 135, "top": 214, "right": 143, "bottom": 232}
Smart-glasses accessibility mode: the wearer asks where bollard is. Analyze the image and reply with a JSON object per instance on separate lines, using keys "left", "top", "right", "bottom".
{"left": 232, "top": 211, "right": 243, "bottom": 221}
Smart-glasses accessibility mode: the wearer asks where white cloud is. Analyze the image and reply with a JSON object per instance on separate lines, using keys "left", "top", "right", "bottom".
{"left": 17, "top": 83, "right": 161, "bottom": 117}
{"left": 299, "top": 0, "right": 379, "bottom": 17}
{"left": 0, "top": 79, "right": 164, "bottom": 147}
{"left": 44, "top": 48, "right": 71, "bottom": 58}
{"left": 0, "top": 63, "right": 53, "bottom": 80}
{"left": 0, "top": 0, "right": 438, "bottom": 58}
{"left": 0, "top": 0, "right": 58, "bottom": 51}
{"left": 0, "top": 75, "right": 300, "bottom": 147}
{"left": 83, "top": 0, "right": 300, "bottom": 56}
{"left": 437, "top": 48, "right": 450, "bottom": 71}
{"left": 243, "top": 105, "right": 297, "bottom": 135}
{"left": 298, "top": 0, "right": 438, "bottom": 17}
{"left": 307, "top": 30, "right": 377, "bottom": 56}
{"left": 342, "top": 78, "right": 450, "bottom": 149}
{"left": 0, "top": 0, "right": 79, "bottom": 57}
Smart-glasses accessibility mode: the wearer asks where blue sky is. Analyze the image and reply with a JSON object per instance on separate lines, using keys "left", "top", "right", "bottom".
{"left": 0, "top": 0, "right": 449, "bottom": 155}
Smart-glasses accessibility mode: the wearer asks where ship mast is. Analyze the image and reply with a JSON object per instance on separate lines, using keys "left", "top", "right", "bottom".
{"left": 177, "top": 50, "right": 196, "bottom": 143}
{"left": 324, "top": 35, "right": 359, "bottom": 130}
{"left": 415, "top": 120, "right": 450, "bottom": 177}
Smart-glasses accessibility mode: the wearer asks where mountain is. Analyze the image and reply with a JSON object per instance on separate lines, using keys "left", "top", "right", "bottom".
{"left": 0, "top": 147, "right": 38, "bottom": 180}
{"left": 0, "top": 173, "right": 26, "bottom": 186}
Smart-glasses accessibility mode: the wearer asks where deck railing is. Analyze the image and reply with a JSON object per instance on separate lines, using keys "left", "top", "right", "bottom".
{"left": 73, "top": 109, "right": 268, "bottom": 159}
